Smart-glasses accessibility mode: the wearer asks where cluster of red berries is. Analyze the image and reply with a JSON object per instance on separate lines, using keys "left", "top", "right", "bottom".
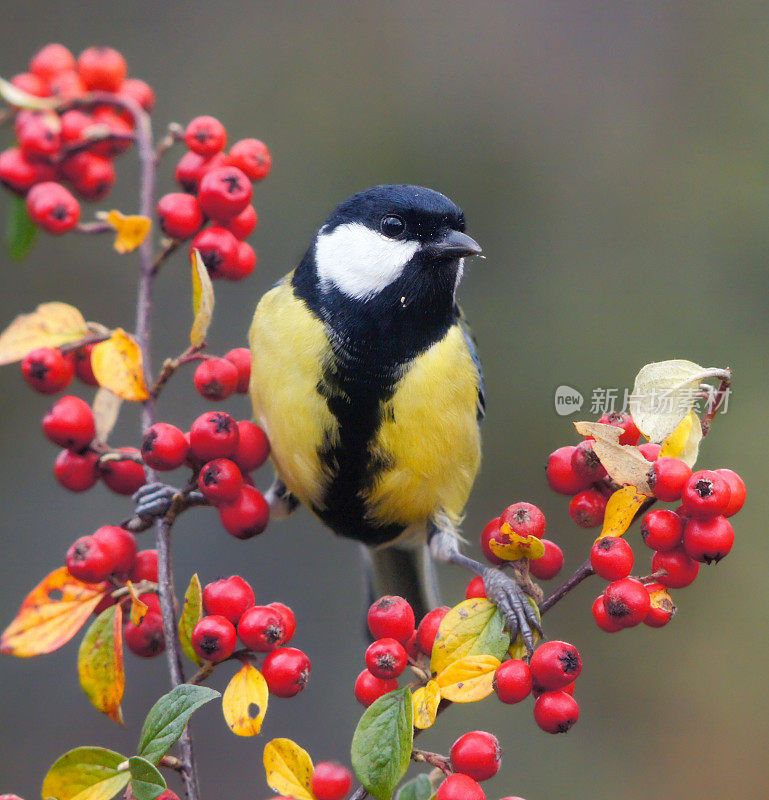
{"left": 1, "top": 44, "right": 154, "bottom": 233}
{"left": 158, "top": 116, "right": 270, "bottom": 281}
{"left": 192, "top": 347, "right": 251, "bottom": 401}
{"left": 478, "top": 501, "right": 564, "bottom": 582}
{"left": 190, "top": 576, "right": 310, "bottom": 698}
{"left": 21, "top": 343, "right": 98, "bottom": 395}
{"left": 64, "top": 525, "right": 163, "bottom": 657}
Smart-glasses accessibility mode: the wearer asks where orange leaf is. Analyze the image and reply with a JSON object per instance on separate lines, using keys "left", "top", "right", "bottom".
{"left": 91, "top": 329, "right": 149, "bottom": 401}
{"left": 78, "top": 604, "right": 125, "bottom": 723}
{"left": 104, "top": 210, "right": 151, "bottom": 254}
{"left": 1, "top": 567, "right": 108, "bottom": 657}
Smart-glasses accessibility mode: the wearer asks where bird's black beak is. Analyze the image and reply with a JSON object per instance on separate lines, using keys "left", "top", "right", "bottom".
{"left": 431, "top": 229, "right": 483, "bottom": 259}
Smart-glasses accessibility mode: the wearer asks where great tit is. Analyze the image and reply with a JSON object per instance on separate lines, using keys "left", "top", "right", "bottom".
{"left": 248, "top": 184, "right": 541, "bottom": 647}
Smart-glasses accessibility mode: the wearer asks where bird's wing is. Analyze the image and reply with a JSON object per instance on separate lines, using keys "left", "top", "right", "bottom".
{"left": 455, "top": 305, "right": 486, "bottom": 422}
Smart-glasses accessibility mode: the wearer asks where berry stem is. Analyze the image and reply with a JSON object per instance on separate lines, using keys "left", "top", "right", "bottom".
{"left": 539, "top": 559, "right": 594, "bottom": 615}
{"left": 75, "top": 221, "right": 113, "bottom": 234}
{"left": 411, "top": 749, "right": 452, "bottom": 775}
{"left": 701, "top": 372, "right": 731, "bottom": 436}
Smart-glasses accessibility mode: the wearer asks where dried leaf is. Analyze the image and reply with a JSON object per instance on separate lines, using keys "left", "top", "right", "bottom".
{"left": 92, "top": 388, "right": 123, "bottom": 443}
{"left": 178, "top": 574, "right": 203, "bottom": 666}
{"left": 127, "top": 583, "right": 148, "bottom": 627}
{"left": 596, "top": 486, "right": 649, "bottom": 540}
{"left": 659, "top": 409, "right": 702, "bottom": 468}
{"left": 412, "top": 679, "right": 441, "bottom": 729}
{"left": 1, "top": 567, "right": 108, "bottom": 657}
{"left": 222, "top": 661, "right": 269, "bottom": 736}
{"left": 434, "top": 654, "right": 500, "bottom": 702}
{"left": 0, "top": 76, "right": 59, "bottom": 109}
{"left": 78, "top": 605, "right": 125, "bottom": 723}
{"left": 104, "top": 210, "right": 151, "bottom": 254}
{"left": 488, "top": 522, "right": 545, "bottom": 561}
{"left": 42, "top": 747, "right": 129, "bottom": 800}
{"left": 263, "top": 738, "right": 314, "bottom": 800}
{"left": 91, "top": 329, "right": 149, "bottom": 401}
{"left": 0, "top": 301, "right": 88, "bottom": 365}
{"left": 190, "top": 249, "right": 214, "bottom": 347}
{"left": 574, "top": 421, "right": 652, "bottom": 493}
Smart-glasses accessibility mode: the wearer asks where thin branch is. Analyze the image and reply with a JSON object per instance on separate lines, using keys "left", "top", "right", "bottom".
{"left": 155, "top": 122, "right": 185, "bottom": 162}
{"left": 540, "top": 559, "right": 594, "bottom": 615}
{"left": 76, "top": 221, "right": 113, "bottom": 235}
{"left": 701, "top": 372, "right": 731, "bottom": 436}
{"left": 411, "top": 749, "right": 452, "bottom": 776}
{"left": 150, "top": 238, "right": 180, "bottom": 277}
{"left": 150, "top": 343, "right": 205, "bottom": 399}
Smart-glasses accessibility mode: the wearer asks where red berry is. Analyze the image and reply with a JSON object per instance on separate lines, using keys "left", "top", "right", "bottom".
{"left": 60, "top": 110, "right": 94, "bottom": 144}
{"left": 416, "top": 607, "right": 450, "bottom": 655}
{"left": 237, "top": 603, "right": 285, "bottom": 651}
{"left": 224, "top": 204, "right": 258, "bottom": 240}
{"left": 22, "top": 347, "right": 74, "bottom": 394}
{"left": 450, "top": 730, "right": 501, "bottom": 782}
{"left": 198, "top": 165, "right": 252, "bottom": 223}
{"left": 569, "top": 488, "right": 608, "bottom": 528}
{"left": 77, "top": 46, "right": 127, "bottom": 91}
{"left": 10, "top": 72, "right": 50, "bottom": 97}
{"left": 232, "top": 420, "right": 270, "bottom": 472}
{"left": 353, "top": 669, "right": 397, "bottom": 707}
{"left": 529, "top": 539, "right": 564, "bottom": 580}
{"left": 175, "top": 150, "right": 227, "bottom": 193}
{"left": 500, "top": 501, "right": 546, "bottom": 538}
{"left": 596, "top": 411, "right": 641, "bottom": 445}
{"left": 191, "top": 226, "right": 240, "bottom": 279}
{"left": 30, "top": 44, "right": 77, "bottom": 80}
{"left": 465, "top": 575, "right": 487, "bottom": 599}
{"left": 603, "top": 577, "right": 651, "bottom": 628}
{"left": 533, "top": 690, "right": 579, "bottom": 733}
{"left": 0, "top": 147, "right": 55, "bottom": 194}
{"left": 530, "top": 640, "right": 582, "bottom": 690}
{"left": 139, "top": 592, "right": 162, "bottom": 616}
{"left": 61, "top": 152, "right": 115, "bottom": 200}
{"left": 198, "top": 458, "right": 243, "bottom": 504}
{"left": 479, "top": 517, "right": 505, "bottom": 566}
{"left": 365, "top": 637, "right": 408, "bottom": 679}
{"left": 644, "top": 582, "right": 677, "bottom": 628}
{"left": 681, "top": 470, "right": 732, "bottom": 519}
{"left": 226, "top": 240, "right": 257, "bottom": 281}
{"left": 592, "top": 594, "right": 623, "bottom": 632}
{"left": 93, "top": 525, "right": 137, "bottom": 577}
{"left": 638, "top": 442, "right": 661, "bottom": 462}
{"left": 221, "top": 348, "right": 251, "bottom": 394}
{"left": 117, "top": 78, "right": 155, "bottom": 112}
{"left": 652, "top": 546, "right": 700, "bottom": 588}
{"left": 436, "top": 774, "right": 486, "bottom": 800}
{"left": 192, "top": 615, "right": 237, "bottom": 662}
{"left": 125, "top": 611, "right": 165, "bottom": 657}
{"left": 141, "top": 422, "right": 189, "bottom": 471}
{"left": 570, "top": 439, "right": 607, "bottom": 482}
{"left": 640, "top": 509, "right": 683, "bottom": 552}
{"left": 546, "top": 446, "right": 591, "bottom": 495}
{"left": 189, "top": 411, "right": 239, "bottom": 461}
{"left": 26, "top": 182, "right": 80, "bottom": 234}
{"left": 202, "top": 575, "right": 255, "bottom": 625}
{"left": 184, "top": 116, "right": 227, "bottom": 156}
{"left": 18, "top": 115, "right": 61, "bottom": 162}
{"left": 403, "top": 631, "right": 419, "bottom": 659}
{"left": 714, "top": 468, "right": 746, "bottom": 516}
{"left": 218, "top": 485, "right": 269, "bottom": 539}
{"left": 54, "top": 448, "right": 99, "bottom": 492}
{"left": 311, "top": 762, "right": 352, "bottom": 800}
{"left": 49, "top": 70, "right": 88, "bottom": 102}
{"left": 73, "top": 343, "right": 98, "bottom": 386}
{"left": 682, "top": 515, "right": 734, "bottom": 564}
{"left": 157, "top": 192, "right": 203, "bottom": 239}
{"left": 193, "top": 358, "right": 239, "bottom": 401}
{"left": 262, "top": 647, "right": 311, "bottom": 697}
{"left": 90, "top": 107, "right": 133, "bottom": 157}
{"left": 42, "top": 395, "right": 95, "bottom": 450}
{"left": 648, "top": 457, "right": 692, "bottom": 502}
{"left": 228, "top": 138, "right": 272, "bottom": 181}
{"left": 129, "top": 549, "right": 159, "bottom": 583}
{"left": 590, "top": 537, "right": 634, "bottom": 581}
{"left": 268, "top": 602, "right": 297, "bottom": 643}
{"left": 99, "top": 447, "right": 146, "bottom": 494}
{"left": 66, "top": 535, "right": 113, "bottom": 583}
{"left": 494, "top": 659, "right": 532, "bottom": 704}
{"left": 368, "top": 595, "right": 415, "bottom": 643}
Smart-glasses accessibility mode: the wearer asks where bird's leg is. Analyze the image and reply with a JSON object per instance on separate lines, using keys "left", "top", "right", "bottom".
{"left": 264, "top": 477, "right": 299, "bottom": 519}
{"left": 421, "top": 544, "right": 443, "bottom": 610}
{"left": 123, "top": 482, "right": 206, "bottom": 531}
{"left": 428, "top": 516, "right": 543, "bottom": 654}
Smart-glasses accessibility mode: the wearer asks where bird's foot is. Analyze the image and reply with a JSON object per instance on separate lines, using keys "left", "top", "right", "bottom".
{"left": 482, "top": 566, "right": 542, "bottom": 655}
{"left": 122, "top": 482, "right": 205, "bottom": 531}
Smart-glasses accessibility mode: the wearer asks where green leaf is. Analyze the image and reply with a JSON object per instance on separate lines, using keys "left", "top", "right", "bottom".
{"left": 178, "top": 574, "right": 203, "bottom": 665}
{"left": 137, "top": 683, "right": 219, "bottom": 765}
{"left": 351, "top": 687, "right": 413, "bottom": 800}
{"left": 78, "top": 604, "right": 124, "bottom": 722}
{"left": 41, "top": 746, "right": 129, "bottom": 800}
{"left": 6, "top": 194, "right": 38, "bottom": 261}
{"left": 128, "top": 757, "right": 166, "bottom": 800}
{"left": 396, "top": 775, "right": 433, "bottom": 800}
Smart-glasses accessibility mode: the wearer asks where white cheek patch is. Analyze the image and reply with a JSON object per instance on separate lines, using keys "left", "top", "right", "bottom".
{"left": 315, "top": 222, "right": 419, "bottom": 300}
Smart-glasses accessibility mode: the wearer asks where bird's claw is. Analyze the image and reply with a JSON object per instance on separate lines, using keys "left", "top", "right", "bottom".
{"left": 132, "top": 482, "right": 180, "bottom": 520}
{"left": 482, "top": 567, "right": 542, "bottom": 655}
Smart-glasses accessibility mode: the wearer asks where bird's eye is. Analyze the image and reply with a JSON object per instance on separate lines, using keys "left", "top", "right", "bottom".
{"left": 380, "top": 215, "right": 405, "bottom": 238}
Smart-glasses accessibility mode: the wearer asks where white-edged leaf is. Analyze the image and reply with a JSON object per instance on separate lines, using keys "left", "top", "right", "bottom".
{"left": 93, "top": 388, "right": 123, "bottom": 443}
{"left": 0, "top": 76, "right": 59, "bottom": 109}
{"left": 574, "top": 421, "right": 652, "bottom": 493}
{"left": 190, "top": 249, "right": 214, "bottom": 347}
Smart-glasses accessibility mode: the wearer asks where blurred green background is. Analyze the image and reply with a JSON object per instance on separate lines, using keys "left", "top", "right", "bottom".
{"left": 1, "top": 2, "right": 767, "bottom": 798}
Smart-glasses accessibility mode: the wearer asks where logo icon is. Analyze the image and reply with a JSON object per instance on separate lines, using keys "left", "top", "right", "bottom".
{"left": 554, "top": 385, "right": 583, "bottom": 416}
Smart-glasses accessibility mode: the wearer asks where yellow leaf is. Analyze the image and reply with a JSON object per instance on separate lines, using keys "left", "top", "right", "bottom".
{"left": 263, "top": 738, "right": 314, "bottom": 800}
{"left": 105, "top": 210, "right": 151, "bottom": 254}
{"left": 91, "top": 329, "right": 149, "bottom": 401}
{"left": 178, "top": 574, "right": 203, "bottom": 666}
{"left": 488, "top": 522, "right": 545, "bottom": 561}
{"left": 126, "top": 582, "right": 148, "bottom": 627}
{"left": 647, "top": 583, "right": 676, "bottom": 615}
{"left": 0, "top": 76, "right": 59, "bottom": 109}
{"left": 1, "top": 567, "right": 108, "bottom": 657}
{"left": 223, "top": 661, "right": 269, "bottom": 736}
{"left": 574, "top": 421, "right": 652, "bottom": 493}
{"left": 596, "top": 486, "right": 649, "bottom": 541}
{"left": 77, "top": 605, "right": 125, "bottom": 723}
{"left": 412, "top": 679, "right": 441, "bottom": 729}
{"left": 659, "top": 409, "right": 702, "bottom": 468}
{"left": 190, "top": 249, "right": 214, "bottom": 347}
{"left": 435, "top": 654, "right": 500, "bottom": 702}
{"left": 42, "top": 747, "right": 129, "bottom": 800}
{"left": 430, "top": 598, "right": 510, "bottom": 676}
{"left": 0, "top": 301, "right": 89, "bottom": 365}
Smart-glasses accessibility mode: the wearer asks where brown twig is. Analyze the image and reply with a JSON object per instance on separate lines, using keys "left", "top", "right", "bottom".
{"left": 76, "top": 221, "right": 113, "bottom": 235}
{"left": 411, "top": 749, "right": 452, "bottom": 775}
{"left": 150, "top": 238, "right": 181, "bottom": 277}
{"left": 539, "top": 559, "right": 594, "bottom": 615}
{"left": 155, "top": 122, "right": 185, "bottom": 162}
{"left": 701, "top": 371, "right": 731, "bottom": 436}
{"left": 150, "top": 343, "right": 206, "bottom": 398}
